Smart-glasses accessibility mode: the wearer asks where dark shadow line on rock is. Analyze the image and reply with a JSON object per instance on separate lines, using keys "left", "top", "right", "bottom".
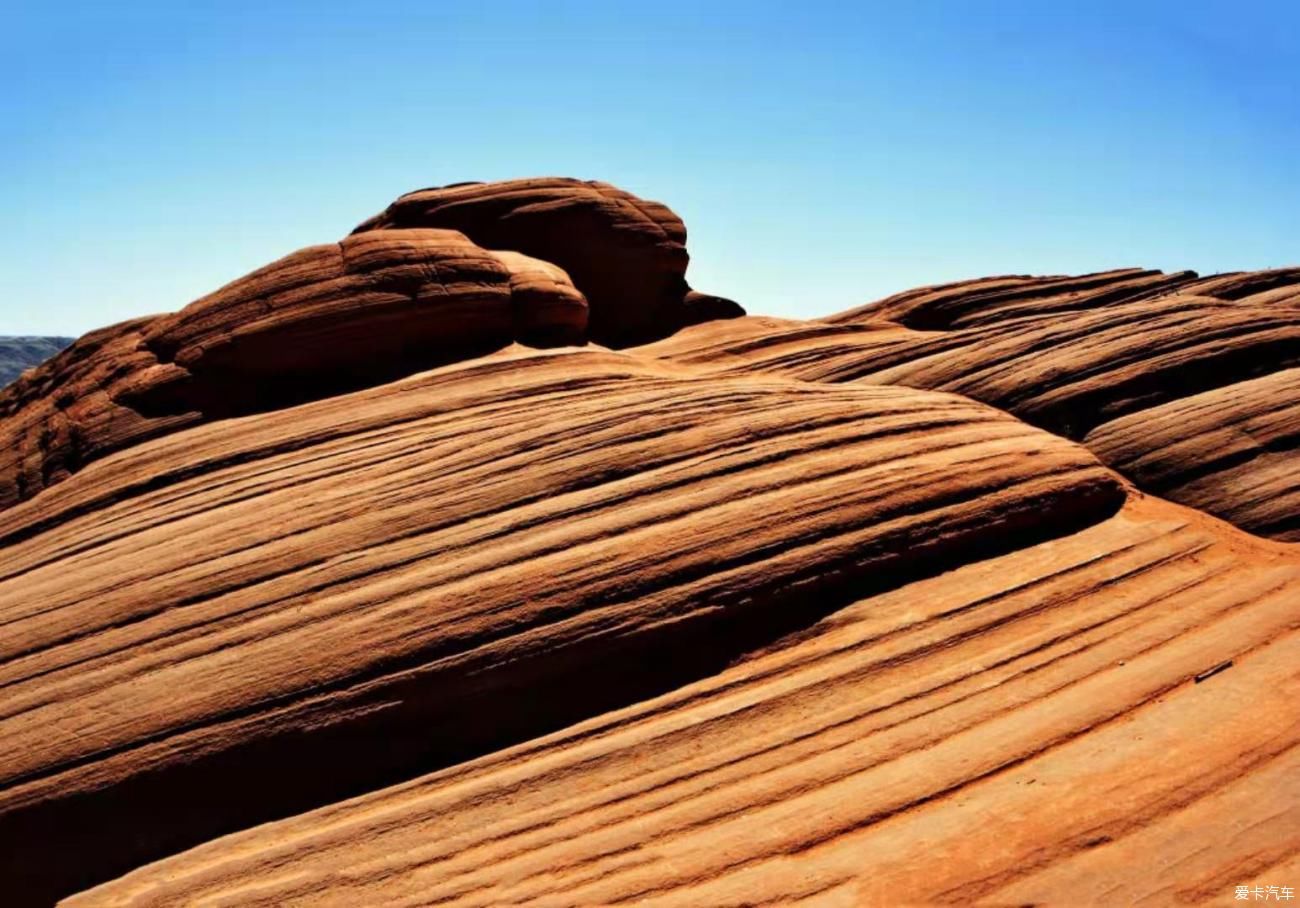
{"left": 0, "top": 480, "right": 1124, "bottom": 907}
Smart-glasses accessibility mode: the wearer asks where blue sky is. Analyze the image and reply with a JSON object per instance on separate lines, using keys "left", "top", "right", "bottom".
{"left": 3, "top": 0, "right": 1297, "bottom": 336}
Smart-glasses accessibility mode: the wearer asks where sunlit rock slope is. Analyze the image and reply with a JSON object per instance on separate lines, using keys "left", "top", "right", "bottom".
{"left": 0, "top": 180, "right": 1296, "bottom": 907}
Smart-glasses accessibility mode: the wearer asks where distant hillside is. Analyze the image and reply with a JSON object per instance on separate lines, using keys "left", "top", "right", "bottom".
{"left": 0, "top": 336, "right": 71, "bottom": 387}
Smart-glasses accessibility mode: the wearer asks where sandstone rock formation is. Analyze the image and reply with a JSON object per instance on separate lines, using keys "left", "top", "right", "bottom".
{"left": 0, "top": 318, "right": 181, "bottom": 510}
{"left": 353, "top": 178, "right": 742, "bottom": 345}
{"left": 1, "top": 182, "right": 742, "bottom": 511}
{"left": 0, "top": 229, "right": 588, "bottom": 509}
{"left": 649, "top": 267, "right": 1300, "bottom": 540}
{"left": 0, "top": 180, "right": 1296, "bottom": 907}
{"left": 64, "top": 497, "right": 1300, "bottom": 908}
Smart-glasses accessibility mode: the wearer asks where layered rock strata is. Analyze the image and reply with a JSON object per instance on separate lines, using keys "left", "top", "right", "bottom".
{"left": 0, "top": 181, "right": 1295, "bottom": 907}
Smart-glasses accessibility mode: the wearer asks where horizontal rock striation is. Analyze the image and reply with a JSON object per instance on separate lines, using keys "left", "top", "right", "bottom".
{"left": 67, "top": 498, "right": 1300, "bottom": 907}
{"left": 0, "top": 229, "right": 589, "bottom": 509}
{"left": 0, "top": 348, "right": 1122, "bottom": 904}
{"left": 647, "top": 267, "right": 1300, "bottom": 540}
{"left": 0, "top": 181, "right": 1296, "bottom": 907}
{"left": 1086, "top": 367, "right": 1300, "bottom": 541}
{"left": 830, "top": 267, "right": 1201, "bottom": 330}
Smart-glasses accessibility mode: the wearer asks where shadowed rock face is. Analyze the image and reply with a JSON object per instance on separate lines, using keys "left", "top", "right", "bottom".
{"left": 353, "top": 177, "right": 743, "bottom": 345}
{"left": 1, "top": 182, "right": 1298, "bottom": 908}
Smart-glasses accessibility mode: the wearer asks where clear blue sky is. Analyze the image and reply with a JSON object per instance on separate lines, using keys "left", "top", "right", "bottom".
{"left": 3, "top": 0, "right": 1297, "bottom": 336}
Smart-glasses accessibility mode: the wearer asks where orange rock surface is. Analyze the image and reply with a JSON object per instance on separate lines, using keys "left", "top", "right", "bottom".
{"left": 353, "top": 178, "right": 742, "bottom": 345}
{"left": 648, "top": 269, "right": 1300, "bottom": 540}
{"left": 0, "top": 180, "right": 1296, "bottom": 906}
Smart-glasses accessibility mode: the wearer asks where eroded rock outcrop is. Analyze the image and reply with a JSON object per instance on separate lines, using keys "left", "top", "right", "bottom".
{"left": 0, "top": 348, "right": 1122, "bottom": 904}
{"left": 353, "top": 178, "right": 743, "bottom": 345}
{"left": 134, "top": 228, "right": 589, "bottom": 411}
{"left": 0, "top": 229, "right": 585, "bottom": 509}
{"left": 648, "top": 267, "right": 1300, "bottom": 540}
{"left": 1, "top": 182, "right": 1297, "bottom": 907}
{"left": 0, "top": 318, "right": 185, "bottom": 510}
{"left": 1, "top": 182, "right": 744, "bottom": 510}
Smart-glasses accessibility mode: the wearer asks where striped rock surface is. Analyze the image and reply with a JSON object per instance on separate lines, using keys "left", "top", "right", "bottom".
{"left": 0, "top": 229, "right": 588, "bottom": 511}
{"left": 0, "top": 348, "right": 1123, "bottom": 904}
{"left": 0, "top": 183, "right": 1296, "bottom": 906}
{"left": 645, "top": 267, "right": 1300, "bottom": 540}
{"left": 68, "top": 497, "right": 1300, "bottom": 907}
